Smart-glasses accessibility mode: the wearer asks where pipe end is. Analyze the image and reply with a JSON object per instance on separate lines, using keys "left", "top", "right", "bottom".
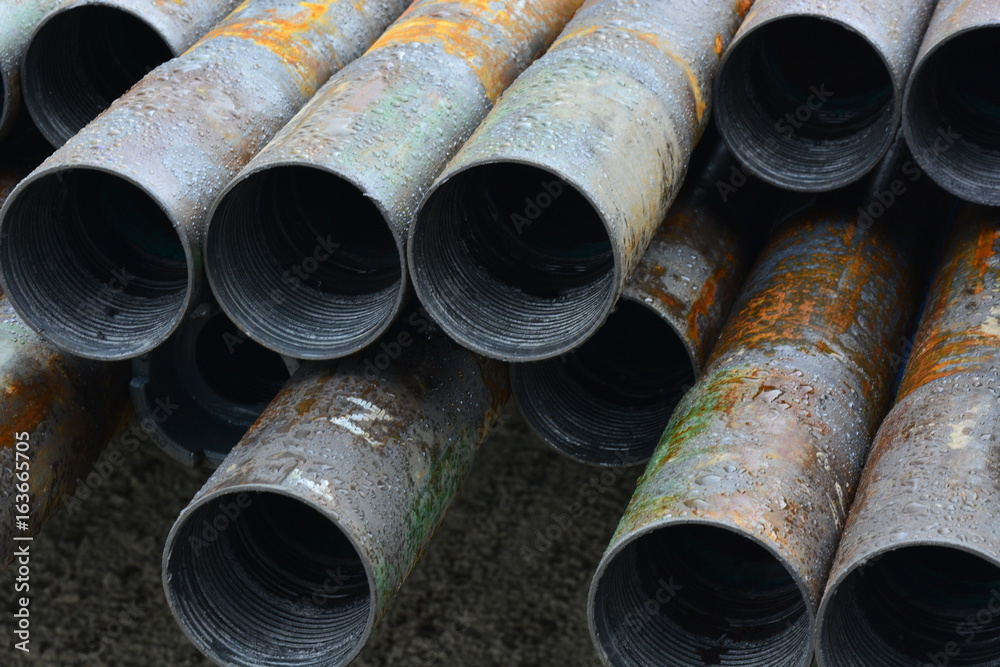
{"left": 22, "top": 5, "right": 173, "bottom": 147}
{"left": 0, "top": 167, "right": 192, "bottom": 360}
{"left": 715, "top": 16, "right": 897, "bottom": 192}
{"left": 590, "top": 522, "right": 812, "bottom": 667}
{"left": 163, "top": 490, "right": 375, "bottom": 667}
{"left": 409, "top": 162, "right": 617, "bottom": 362}
{"left": 904, "top": 27, "right": 1000, "bottom": 205}
{"left": 207, "top": 166, "right": 405, "bottom": 360}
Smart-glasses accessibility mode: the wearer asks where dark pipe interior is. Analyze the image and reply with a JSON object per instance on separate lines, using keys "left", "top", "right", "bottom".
{"left": 208, "top": 166, "right": 402, "bottom": 357}
{"left": 1, "top": 168, "right": 187, "bottom": 357}
{"left": 931, "top": 30, "right": 1000, "bottom": 151}
{"left": 166, "top": 492, "right": 371, "bottom": 666}
{"left": 460, "top": 164, "right": 612, "bottom": 298}
{"left": 24, "top": 6, "right": 172, "bottom": 145}
{"left": 822, "top": 546, "right": 1000, "bottom": 666}
{"left": 593, "top": 525, "right": 810, "bottom": 666}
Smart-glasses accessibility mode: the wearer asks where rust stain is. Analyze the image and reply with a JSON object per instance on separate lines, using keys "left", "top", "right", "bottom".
{"left": 369, "top": 0, "right": 583, "bottom": 101}
{"left": 736, "top": 0, "right": 753, "bottom": 19}
{"left": 191, "top": 0, "right": 339, "bottom": 94}
{"left": 714, "top": 33, "right": 724, "bottom": 57}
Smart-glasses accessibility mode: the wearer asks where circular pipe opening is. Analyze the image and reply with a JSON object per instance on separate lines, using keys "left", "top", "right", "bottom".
{"left": 591, "top": 524, "right": 811, "bottom": 666}
{"left": 207, "top": 166, "right": 403, "bottom": 360}
{"left": 904, "top": 27, "right": 1000, "bottom": 204}
{"left": 818, "top": 546, "right": 1000, "bottom": 666}
{"left": 23, "top": 6, "right": 173, "bottom": 146}
{"left": 135, "top": 309, "right": 291, "bottom": 465}
{"left": 165, "top": 491, "right": 373, "bottom": 667}
{"left": 409, "top": 163, "right": 616, "bottom": 361}
{"left": 715, "top": 17, "right": 896, "bottom": 191}
{"left": 512, "top": 300, "right": 693, "bottom": 466}
{"left": 0, "top": 168, "right": 189, "bottom": 359}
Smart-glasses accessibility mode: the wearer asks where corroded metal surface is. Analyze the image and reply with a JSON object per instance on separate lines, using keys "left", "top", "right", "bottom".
{"left": 903, "top": 0, "right": 1000, "bottom": 205}
{"left": 587, "top": 173, "right": 929, "bottom": 665}
{"left": 0, "top": 0, "right": 410, "bottom": 361}
{"left": 206, "top": 0, "right": 584, "bottom": 360}
{"left": 511, "top": 144, "right": 759, "bottom": 467}
{"left": 23, "top": 0, "right": 241, "bottom": 146}
{"left": 0, "top": 295, "right": 128, "bottom": 568}
{"left": 130, "top": 301, "right": 295, "bottom": 468}
{"left": 0, "top": 0, "right": 52, "bottom": 139}
{"left": 715, "top": 0, "right": 934, "bottom": 191}
{"left": 162, "top": 312, "right": 509, "bottom": 666}
{"left": 815, "top": 204, "right": 1000, "bottom": 666}
{"left": 407, "top": 0, "right": 754, "bottom": 362}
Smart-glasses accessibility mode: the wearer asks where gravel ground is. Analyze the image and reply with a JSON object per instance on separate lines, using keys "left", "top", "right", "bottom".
{"left": 0, "top": 404, "right": 641, "bottom": 666}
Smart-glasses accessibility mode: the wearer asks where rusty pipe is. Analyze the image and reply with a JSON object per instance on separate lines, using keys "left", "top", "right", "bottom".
{"left": 162, "top": 308, "right": 508, "bottom": 666}
{"left": 0, "top": 0, "right": 53, "bottom": 141}
{"left": 0, "top": 0, "right": 411, "bottom": 361}
{"left": 714, "top": 0, "right": 934, "bottom": 192}
{"left": 205, "top": 0, "right": 585, "bottom": 361}
{"left": 814, "top": 203, "right": 1000, "bottom": 667}
{"left": 407, "top": 0, "right": 754, "bottom": 362}
{"left": 510, "top": 141, "right": 776, "bottom": 467}
{"left": 23, "top": 0, "right": 241, "bottom": 147}
{"left": 903, "top": 0, "right": 1000, "bottom": 205}
{"left": 587, "top": 156, "right": 936, "bottom": 666}
{"left": 130, "top": 302, "right": 295, "bottom": 468}
{"left": 0, "top": 294, "right": 129, "bottom": 568}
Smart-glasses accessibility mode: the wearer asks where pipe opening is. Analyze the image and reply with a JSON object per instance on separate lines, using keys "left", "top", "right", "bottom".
{"left": 1, "top": 168, "right": 188, "bottom": 358}
{"left": 512, "top": 300, "right": 693, "bottom": 466}
{"left": 410, "top": 164, "right": 615, "bottom": 360}
{"left": 716, "top": 17, "right": 895, "bottom": 190}
{"left": 23, "top": 6, "right": 173, "bottom": 146}
{"left": 820, "top": 546, "right": 1000, "bottom": 666}
{"left": 135, "top": 308, "right": 291, "bottom": 464}
{"left": 208, "top": 166, "right": 403, "bottom": 359}
{"left": 166, "top": 491, "right": 372, "bottom": 667}
{"left": 905, "top": 28, "right": 1000, "bottom": 204}
{"left": 593, "top": 524, "right": 810, "bottom": 666}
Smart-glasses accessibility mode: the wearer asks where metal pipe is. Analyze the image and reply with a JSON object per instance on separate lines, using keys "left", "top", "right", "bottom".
{"left": 714, "top": 0, "right": 934, "bottom": 192}
{"left": 0, "top": 294, "right": 129, "bottom": 568}
{"left": 815, "top": 203, "right": 1000, "bottom": 667}
{"left": 407, "top": 0, "right": 753, "bottom": 362}
{"left": 205, "top": 0, "right": 585, "bottom": 361}
{"left": 510, "top": 141, "right": 772, "bottom": 467}
{"left": 0, "top": 0, "right": 411, "bottom": 361}
{"left": 587, "top": 156, "right": 936, "bottom": 666}
{"left": 903, "top": 0, "right": 1000, "bottom": 205}
{"left": 0, "top": 0, "right": 53, "bottom": 141}
{"left": 22, "top": 0, "right": 241, "bottom": 147}
{"left": 162, "top": 309, "right": 509, "bottom": 666}
{"left": 130, "top": 302, "right": 296, "bottom": 468}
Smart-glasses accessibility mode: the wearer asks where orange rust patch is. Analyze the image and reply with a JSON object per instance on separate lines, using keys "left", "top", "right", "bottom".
{"left": 369, "top": 0, "right": 582, "bottom": 101}
{"left": 736, "top": 0, "right": 753, "bottom": 19}
{"left": 191, "top": 1, "right": 339, "bottom": 94}
{"left": 715, "top": 33, "right": 724, "bottom": 57}
{"left": 687, "top": 265, "right": 726, "bottom": 357}
{"left": 1, "top": 382, "right": 52, "bottom": 447}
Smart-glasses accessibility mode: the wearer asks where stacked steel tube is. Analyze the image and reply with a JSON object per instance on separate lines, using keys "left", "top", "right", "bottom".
{"left": 0, "top": 0, "right": 52, "bottom": 140}
{"left": 588, "top": 151, "right": 941, "bottom": 666}
{"left": 815, "top": 204, "right": 1000, "bottom": 666}
{"left": 22, "top": 0, "right": 242, "bottom": 146}
{"left": 205, "top": 0, "right": 585, "bottom": 360}
{"left": 407, "top": 0, "right": 754, "bottom": 362}
{"left": 0, "top": 0, "right": 410, "bottom": 361}
{"left": 162, "top": 311, "right": 508, "bottom": 666}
